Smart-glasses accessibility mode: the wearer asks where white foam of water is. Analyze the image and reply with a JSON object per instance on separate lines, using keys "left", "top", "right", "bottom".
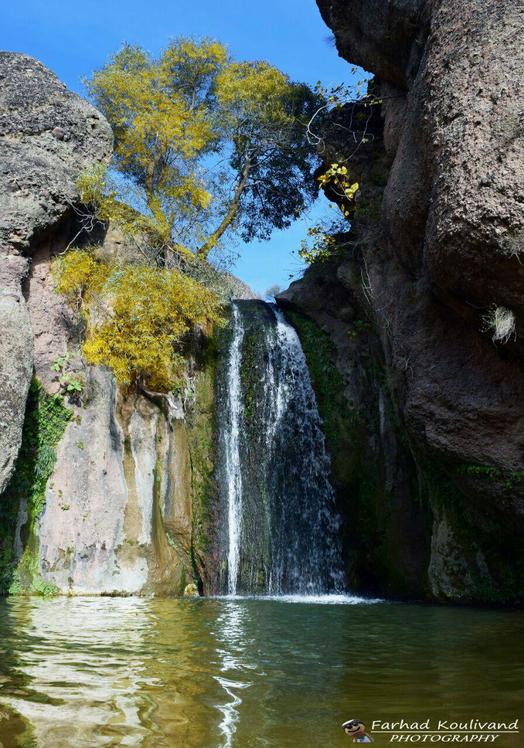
{"left": 267, "top": 594, "right": 383, "bottom": 605}
{"left": 215, "top": 594, "right": 383, "bottom": 605}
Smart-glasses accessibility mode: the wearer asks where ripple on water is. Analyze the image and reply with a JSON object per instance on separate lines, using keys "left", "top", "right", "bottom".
{"left": 0, "top": 597, "right": 522, "bottom": 748}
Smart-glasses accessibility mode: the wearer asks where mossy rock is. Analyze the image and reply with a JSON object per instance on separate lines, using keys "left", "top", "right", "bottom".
{"left": 0, "top": 379, "right": 71, "bottom": 595}
{"left": 186, "top": 333, "right": 221, "bottom": 590}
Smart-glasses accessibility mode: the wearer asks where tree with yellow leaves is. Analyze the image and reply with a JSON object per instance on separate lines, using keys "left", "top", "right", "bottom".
{"left": 84, "top": 39, "right": 320, "bottom": 263}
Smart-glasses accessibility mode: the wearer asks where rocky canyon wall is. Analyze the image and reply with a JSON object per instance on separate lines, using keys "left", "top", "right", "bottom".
{"left": 0, "top": 53, "right": 216, "bottom": 596}
{"left": 280, "top": 0, "right": 524, "bottom": 603}
{"left": 2, "top": 3, "right": 523, "bottom": 606}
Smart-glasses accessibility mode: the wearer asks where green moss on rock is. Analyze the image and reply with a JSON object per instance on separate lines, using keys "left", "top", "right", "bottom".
{"left": 456, "top": 463, "right": 524, "bottom": 490}
{"left": 186, "top": 339, "right": 219, "bottom": 587}
{"left": 284, "top": 309, "right": 384, "bottom": 584}
{"left": 0, "top": 379, "right": 71, "bottom": 595}
{"left": 419, "top": 456, "right": 524, "bottom": 604}
{"left": 239, "top": 324, "right": 268, "bottom": 426}
{"left": 284, "top": 306, "right": 434, "bottom": 599}
{"left": 285, "top": 310, "right": 349, "bottom": 448}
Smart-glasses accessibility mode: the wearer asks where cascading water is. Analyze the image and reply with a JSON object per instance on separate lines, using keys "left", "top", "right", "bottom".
{"left": 217, "top": 300, "right": 345, "bottom": 596}
{"left": 224, "top": 304, "right": 245, "bottom": 595}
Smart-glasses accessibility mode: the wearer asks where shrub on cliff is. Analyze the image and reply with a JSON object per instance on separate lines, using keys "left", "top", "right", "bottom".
{"left": 297, "top": 218, "right": 353, "bottom": 265}
{"left": 52, "top": 250, "right": 221, "bottom": 392}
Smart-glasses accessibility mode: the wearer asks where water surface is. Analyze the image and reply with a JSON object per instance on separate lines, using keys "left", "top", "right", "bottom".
{"left": 0, "top": 597, "right": 522, "bottom": 747}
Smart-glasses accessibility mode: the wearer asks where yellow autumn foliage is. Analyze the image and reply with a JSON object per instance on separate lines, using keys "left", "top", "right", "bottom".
{"left": 52, "top": 248, "right": 111, "bottom": 304}
{"left": 52, "top": 250, "right": 222, "bottom": 392}
{"left": 318, "top": 163, "right": 359, "bottom": 216}
{"left": 216, "top": 61, "right": 295, "bottom": 125}
{"left": 85, "top": 39, "right": 320, "bottom": 258}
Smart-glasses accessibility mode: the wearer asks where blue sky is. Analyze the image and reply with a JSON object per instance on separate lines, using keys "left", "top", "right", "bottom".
{"left": 3, "top": 0, "right": 358, "bottom": 295}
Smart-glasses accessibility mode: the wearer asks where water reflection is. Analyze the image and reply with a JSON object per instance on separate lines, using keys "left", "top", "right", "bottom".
{"left": 0, "top": 598, "right": 522, "bottom": 747}
{"left": 1, "top": 598, "right": 154, "bottom": 746}
{"left": 214, "top": 603, "right": 253, "bottom": 748}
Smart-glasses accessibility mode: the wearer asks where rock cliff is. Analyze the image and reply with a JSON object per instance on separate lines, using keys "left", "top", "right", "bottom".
{"left": 0, "top": 52, "right": 112, "bottom": 495}
{"left": 280, "top": 0, "right": 524, "bottom": 603}
{"left": 0, "top": 53, "right": 216, "bottom": 595}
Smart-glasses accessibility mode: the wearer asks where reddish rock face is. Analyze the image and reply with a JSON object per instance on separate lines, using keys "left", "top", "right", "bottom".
{"left": 280, "top": 0, "right": 524, "bottom": 602}
{"left": 316, "top": 0, "right": 524, "bottom": 325}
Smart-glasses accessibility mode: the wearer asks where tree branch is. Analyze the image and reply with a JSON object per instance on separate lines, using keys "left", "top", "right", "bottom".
{"left": 196, "top": 158, "right": 252, "bottom": 257}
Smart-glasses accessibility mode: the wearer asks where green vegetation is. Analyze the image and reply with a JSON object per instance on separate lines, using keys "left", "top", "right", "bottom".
{"left": 239, "top": 324, "right": 267, "bottom": 424}
{"left": 0, "top": 380, "right": 71, "bottom": 595}
{"left": 51, "top": 354, "right": 84, "bottom": 396}
{"left": 298, "top": 222, "right": 345, "bottom": 265}
{"left": 456, "top": 463, "right": 524, "bottom": 491}
{"left": 83, "top": 38, "right": 320, "bottom": 262}
{"left": 285, "top": 310, "right": 349, "bottom": 449}
{"left": 284, "top": 310, "right": 382, "bottom": 569}
{"left": 418, "top": 456, "right": 524, "bottom": 604}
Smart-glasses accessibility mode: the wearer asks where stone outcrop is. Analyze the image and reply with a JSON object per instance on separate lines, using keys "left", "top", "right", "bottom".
{"left": 5, "top": 237, "right": 217, "bottom": 594}
{"left": 0, "top": 52, "right": 112, "bottom": 493}
{"left": 2, "top": 211, "right": 217, "bottom": 595}
{"left": 0, "top": 256, "right": 33, "bottom": 497}
{"left": 34, "top": 372, "right": 194, "bottom": 595}
{"left": 280, "top": 0, "right": 524, "bottom": 603}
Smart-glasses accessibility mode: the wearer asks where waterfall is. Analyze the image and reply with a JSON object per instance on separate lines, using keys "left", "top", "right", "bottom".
{"left": 224, "top": 304, "right": 245, "bottom": 595}
{"left": 217, "top": 300, "right": 345, "bottom": 596}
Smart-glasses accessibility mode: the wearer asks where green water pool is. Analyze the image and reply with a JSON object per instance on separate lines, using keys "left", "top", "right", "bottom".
{"left": 0, "top": 596, "right": 522, "bottom": 747}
